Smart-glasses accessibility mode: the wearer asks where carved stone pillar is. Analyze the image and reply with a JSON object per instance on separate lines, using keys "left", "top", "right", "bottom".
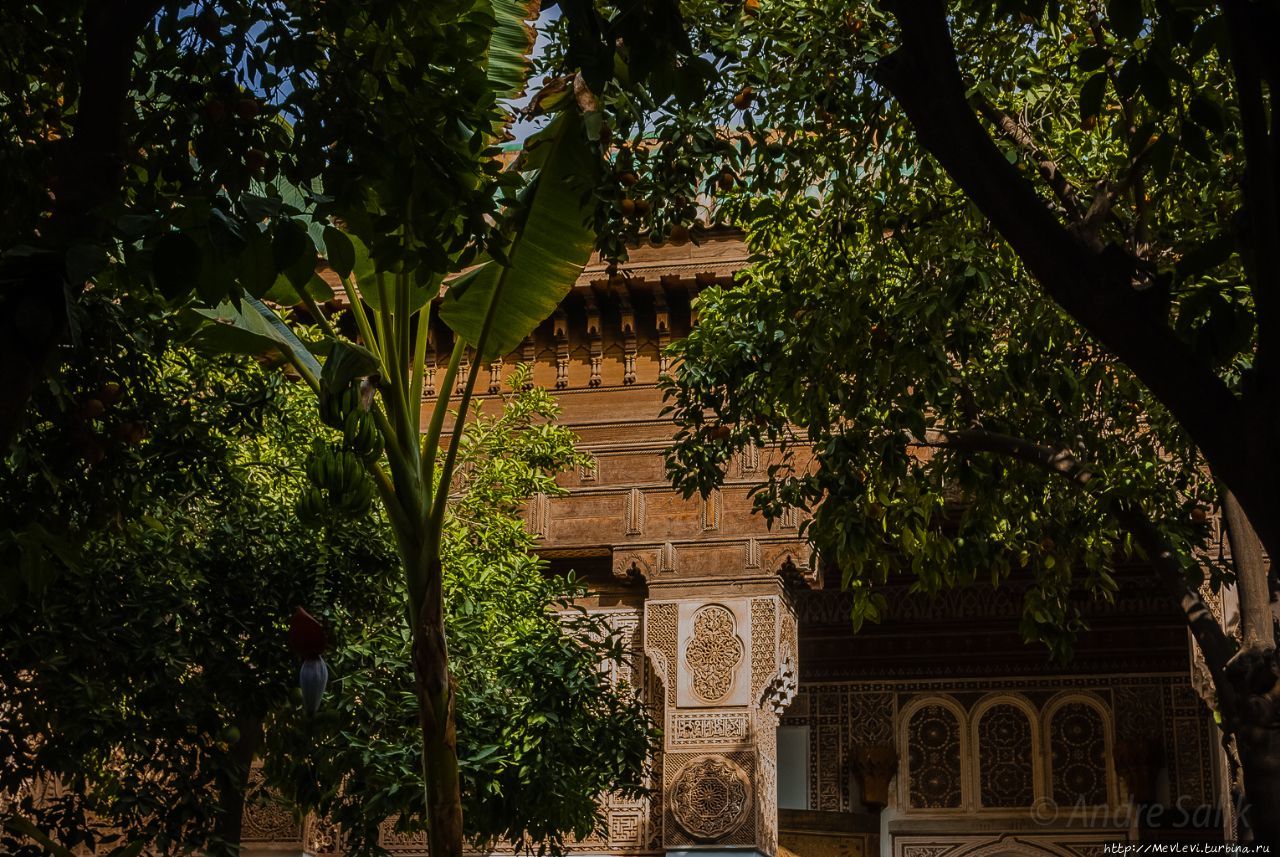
{"left": 643, "top": 593, "right": 797, "bottom": 857}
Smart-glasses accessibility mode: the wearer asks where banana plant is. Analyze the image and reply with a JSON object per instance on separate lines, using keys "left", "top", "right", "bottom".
{"left": 206, "top": 104, "right": 598, "bottom": 857}
{"left": 192, "top": 0, "right": 603, "bottom": 845}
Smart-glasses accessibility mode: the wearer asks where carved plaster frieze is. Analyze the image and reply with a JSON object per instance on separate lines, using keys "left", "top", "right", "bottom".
{"left": 675, "top": 600, "right": 751, "bottom": 708}
{"left": 241, "top": 766, "right": 303, "bottom": 844}
{"left": 645, "top": 594, "right": 798, "bottom": 857}
{"left": 670, "top": 711, "right": 752, "bottom": 747}
{"left": 643, "top": 601, "right": 679, "bottom": 707}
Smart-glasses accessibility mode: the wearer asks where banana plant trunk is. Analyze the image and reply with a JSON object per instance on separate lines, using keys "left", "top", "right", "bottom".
{"left": 410, "top": 557, "right": 465, "bottom": 857}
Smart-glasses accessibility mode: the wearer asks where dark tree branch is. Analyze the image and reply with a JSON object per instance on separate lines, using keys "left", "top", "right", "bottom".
{"left": 871, "top": 0, "right": 1280, "bottom": 562}
{"left": 1081, "top": 12, "right": 1151, "bottom": 247}
{"left": 927, "top": 428, "right": 1091, "bottom": 483}
{"left": 50, "top": 0, "right": 163, "bottom": 242}
{"left": 1081, "top": 133, "right": 1160, "bottom": 241}
{"left": 1223, "top": 488, "right": 1277, "bottom": 651}
{"left": 1113, "top": 502, "right": 1234, "bottom": 692}
{"left": 970, "top": 95, "right": 1087, "bottom": 224}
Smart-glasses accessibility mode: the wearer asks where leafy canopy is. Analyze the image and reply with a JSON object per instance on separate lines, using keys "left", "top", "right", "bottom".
{"left": 664, "top": 194, "right": 1216, "bottom": 660}
{"left": 636, "top": 0, "right": 1245, "bottom": 655}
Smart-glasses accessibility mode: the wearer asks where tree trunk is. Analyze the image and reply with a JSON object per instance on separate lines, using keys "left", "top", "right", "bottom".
{"left": 1223, "top": 491, "right": 1275, "bottom": 649}
{"left": 1128, "top": 506, "right": 1280, "bottom": 847}
{"left": 1220, "top": 491, "right": 1280, "bottom": 846}
{"left": 410, "top": 558, "right": 464, "bottom": 857}
{"left": 213, "top": 715, "right": 263, "bottom": 856}
{"left": 1229, "top": 658, "right": 1280, "bottom": 848}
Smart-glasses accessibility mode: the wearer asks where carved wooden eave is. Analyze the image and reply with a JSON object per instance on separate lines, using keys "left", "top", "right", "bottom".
{"left": 573, "top": 228, "right": 748, "bottom": 290}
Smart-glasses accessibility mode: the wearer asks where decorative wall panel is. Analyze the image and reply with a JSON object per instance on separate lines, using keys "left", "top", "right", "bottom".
{"left": 647, "top": 595, "right": 796, "bottom": 856}
{"left": 1049, "top": 702, "right": 1109, "bottom": 807}
{"left": 669, "top": 754, "right": 752, "bottom": 841}
{"left": 670, "top": 711, "right": 751, "bottom": 746}
{"left": 241, "top": 766, "right": 303, "bottom": 844}
{"left": 781, "top": 675, "right": 1211, "bottom": 815}
{"left": 644, "top": 602, "right": 678, "bottom": 706}
{"left": 906, "top": 704, "right": 963, "bottom": 809}
{"left": 752, "top": 597, "right": 779, "bottom": 702}
{"left": 684, "top": 604, "right": 744, "bottom": 704}
{"left": 662, "top": 751, "right": 758, "bottom": 848}
{"left": 977, "top": 704, "right": 1034, "bottom": 807}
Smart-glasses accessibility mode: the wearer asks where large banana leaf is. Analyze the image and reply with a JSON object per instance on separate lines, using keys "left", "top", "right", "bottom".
{"left": 189, "top": 296, "right": 323, "bottom": 379}
{"left": 439, "top": 107, "right": 598, "bottom": 361}
{"left": 486, "top": 0, "right": 541, "bottom": 105}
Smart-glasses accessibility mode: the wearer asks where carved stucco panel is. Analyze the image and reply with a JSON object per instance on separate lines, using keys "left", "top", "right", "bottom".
{"left": 241, "top": 765, "right": 303, "bottom": 844}
{"left": 670, "top": 757, "right": 747, "bottom": 844}
{"left": 644, "top": 601, "right": 679, "bottom": 707}
{"left": 685, "top": 605, "right": 744, "bottom": 703}
{"left": 670, "top": 711, "right": 752, "bottom": 747}
{"left": 649, "top": 595, "right": 797, "bottom": 856}
{"left": 676, "top": 599, "right": 752, "bottom": 708}
{"left": 751, "top": 597, "right": 778, "bottom": 702}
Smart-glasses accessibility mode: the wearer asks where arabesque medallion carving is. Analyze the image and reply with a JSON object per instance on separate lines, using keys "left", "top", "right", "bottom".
{"left": 685, "top": 604, "right": 744, "bottom": 703}
{"left": 670, "top": 755, "right": 752, "bottom": 841}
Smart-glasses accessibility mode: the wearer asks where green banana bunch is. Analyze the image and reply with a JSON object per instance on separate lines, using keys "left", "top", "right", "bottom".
{"left": 296, "top": 486, "right": 328, "bottom": 525}
{"left": 332, "top": 474, "right": 374, "bottom": 515}
{"left": 323, "top": 448, "right": 373, "bottom": 517}
{"left": 343, "top": 408, "right": 383, "bottom": 461}
{"left": 303, "top": 440, "right": 374, "bottom": 518}
{"left": 322, "top": 448, "right": 362, "bottom": 495}
{"left": 320, "top": 384, "right": 362, "bottom": 429}
{"left": 304, "top": 438, "right": 330, "bottom": 488}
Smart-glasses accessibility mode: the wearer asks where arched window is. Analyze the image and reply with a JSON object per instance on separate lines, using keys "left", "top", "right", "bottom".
{"left": 977, "top": 703, "right": 1035, "bottom": 807}
{"left": 906, "top": 703, "right": 963, "bottom": 808}
{"left": 1049, "top": 701, "right": 1109, "bottom": 806}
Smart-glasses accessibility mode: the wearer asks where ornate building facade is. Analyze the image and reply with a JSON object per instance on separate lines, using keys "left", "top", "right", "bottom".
{"left": 245, "top": 233, "right": 1226, "bottom": 857}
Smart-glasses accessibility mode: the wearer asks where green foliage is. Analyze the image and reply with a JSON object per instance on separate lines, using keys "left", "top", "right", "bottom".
{"left": 0, "top": 290, "right": 395, "bottom": 855}
{"left": 440, "top": 109, "right": 602, "bottom": 361}
{"left": 0, "top": 0, "right": 526, "bottom": 299}
{"left": 594, "top": 0, "right": 1257, "bottom": 656}
{"left": 99, "top": 3, "right": 674, "bottom": 850}
{"left": 4, "top": 3, "right": 692, "bottom": 851}
{"left": 1, "top": 299, "right": 653, "bottom": 855}
{"left": 564, "top": 0, "right": 1255, "bottom": 390}
{"left": 664, "top": 196, "right": 1219, "bottom": 660}
{"left": 263, "top": 367, "right": 656, "bottom": 855}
